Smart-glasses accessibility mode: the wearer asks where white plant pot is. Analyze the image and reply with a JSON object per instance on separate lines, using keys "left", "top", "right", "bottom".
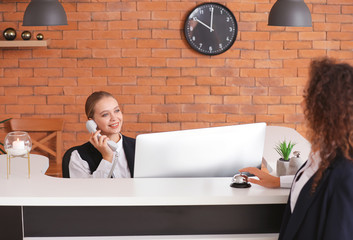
{"left": 277, "top": 158, "right": 289, "bottom": 176}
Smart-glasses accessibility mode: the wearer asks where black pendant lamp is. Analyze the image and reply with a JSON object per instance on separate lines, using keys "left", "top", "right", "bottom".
{"left": 23, "top": 0, "right": 68, "bottom": 26}
{"left": 268, "top": 0, "right": 312, "bottom": 27}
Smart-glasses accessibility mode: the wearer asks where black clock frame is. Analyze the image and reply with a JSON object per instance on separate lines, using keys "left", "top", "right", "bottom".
{"left": 184, "top": 2, "right": 238, "bottom": 56}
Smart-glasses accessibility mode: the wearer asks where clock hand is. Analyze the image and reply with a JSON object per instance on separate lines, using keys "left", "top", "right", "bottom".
{"left": 194, "top": 18, "right": 214, "bottom": 32}
{"left": 210, "top": 8, "right": 214, "bottom": 32}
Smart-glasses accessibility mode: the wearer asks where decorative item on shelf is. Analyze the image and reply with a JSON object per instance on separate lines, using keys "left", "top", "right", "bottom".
{"left": 4, "top": 131, "right": 32, "bottom": 179}
{"left": 3, "top": 28, "right": 17, "bottom": 40}
{"left": 21, "top": 31, "right": 31, "bottom": 40}
{"left": 23, "top": 0, "right": 68, "bottom": 26}
{"left": 36, "top": 33, "right": 44, "bottom": 40}
{"left": 268, "top": 0, "right": 312, "bottom": 27}
{"left": 288, "top": 151, "right": 303, "bottom": 175}
{"left": 275, "top": 140, "right": 296, "bottom": 176}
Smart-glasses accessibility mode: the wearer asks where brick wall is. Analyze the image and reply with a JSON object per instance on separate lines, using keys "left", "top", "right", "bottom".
{"left": 0, "top": 0, "right": 352, "bottom": 153}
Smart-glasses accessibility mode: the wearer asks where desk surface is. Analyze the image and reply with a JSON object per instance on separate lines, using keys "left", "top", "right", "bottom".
{"left": 0, "top": 154, "right": 288, "bottom": 239}
{"left": 0, "top": 154, "right": 289, "bottom": 206}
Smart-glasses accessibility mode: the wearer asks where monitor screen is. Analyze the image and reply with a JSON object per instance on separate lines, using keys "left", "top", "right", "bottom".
{"left": 134, "top": 122, "right": 266, "bottom": 178}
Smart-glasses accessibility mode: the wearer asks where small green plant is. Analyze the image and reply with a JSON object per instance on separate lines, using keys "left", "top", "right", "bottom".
{"left": 0, "top": 118, "right": 11, "bottom": 154}
{"left": 275, "top": 140, "right": 296, "bottom": 161}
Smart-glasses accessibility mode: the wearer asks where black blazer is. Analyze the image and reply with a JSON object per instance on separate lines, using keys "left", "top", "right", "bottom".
{"left": 278, "top": 154, "right": 353, "bottom": 240}
{"left": 63, "top": 135, "right": 135, "bottom": 178}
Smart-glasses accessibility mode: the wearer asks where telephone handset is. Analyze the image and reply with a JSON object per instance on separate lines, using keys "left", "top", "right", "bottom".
{"left": 86, "top": 120, "right": 118, "bottom": 152}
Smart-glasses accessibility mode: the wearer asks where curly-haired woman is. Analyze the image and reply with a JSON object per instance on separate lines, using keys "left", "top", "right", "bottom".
{"left": 243, "top": 58, "right": 353, "bottom": 239}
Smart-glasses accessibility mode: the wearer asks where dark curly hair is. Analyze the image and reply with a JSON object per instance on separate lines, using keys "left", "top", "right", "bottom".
{"left": 303, "top": 58, "right": 353, "bottom": 191}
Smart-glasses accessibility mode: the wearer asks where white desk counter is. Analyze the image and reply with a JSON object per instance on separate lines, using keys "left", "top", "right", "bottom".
{"left": 0, "top": 154, "right": 289, "bottom": 240}
{"left": 0, "top": 176, "right": 289, "bottom": 206}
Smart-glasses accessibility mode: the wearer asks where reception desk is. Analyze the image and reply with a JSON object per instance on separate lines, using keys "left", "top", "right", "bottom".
{"left": 0, "top": 155, "right": 289, "bottom": 240}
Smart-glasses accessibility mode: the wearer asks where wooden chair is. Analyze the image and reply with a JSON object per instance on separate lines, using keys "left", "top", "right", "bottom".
{"left": 9, "top": 118, "right": 64, "bottom": 165}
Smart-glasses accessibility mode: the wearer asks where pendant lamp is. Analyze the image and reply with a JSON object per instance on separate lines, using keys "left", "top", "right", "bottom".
{"left": 268, "top": 0, "right": 312, "bottom": 27}
{"left": 23, "top": 0, "right": 67, "bottom": 26}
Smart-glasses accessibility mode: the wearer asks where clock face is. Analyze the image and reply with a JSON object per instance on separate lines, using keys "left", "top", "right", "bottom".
{"left": 184, "top": 3, "right": 238, "bottom": 55}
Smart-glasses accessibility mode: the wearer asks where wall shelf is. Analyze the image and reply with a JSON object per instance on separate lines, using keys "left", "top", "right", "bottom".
{"left": 0, "top": 40, "right": 49, "bottom": 47}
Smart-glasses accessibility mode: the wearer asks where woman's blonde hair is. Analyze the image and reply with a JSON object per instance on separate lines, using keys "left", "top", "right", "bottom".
{"left": 85, "top": 91, "right": 115, "bottom": 119}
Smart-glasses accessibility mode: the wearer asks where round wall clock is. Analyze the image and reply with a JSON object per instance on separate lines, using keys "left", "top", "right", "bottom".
{"left": 184, "top": 3, "right": 238, "bottom": 55}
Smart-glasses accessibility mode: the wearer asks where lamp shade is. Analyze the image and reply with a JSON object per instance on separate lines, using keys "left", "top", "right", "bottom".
{"left": 23, "top": 0, "right": 67, "bottom": 26}
{"left": 268, "top": 0, "right": 312, "bottom": 27}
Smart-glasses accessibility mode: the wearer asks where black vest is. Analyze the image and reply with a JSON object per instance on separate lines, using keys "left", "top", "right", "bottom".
{"left": 75, "top": 135, "right": 136, "bottom": 177}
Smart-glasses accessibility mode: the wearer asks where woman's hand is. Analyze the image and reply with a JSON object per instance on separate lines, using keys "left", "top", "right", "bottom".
{"left": 89, "top": 130, "right": 114, "bottom": 162}
{"left": 239, "top": 167, "right": 280, "bottom": 188}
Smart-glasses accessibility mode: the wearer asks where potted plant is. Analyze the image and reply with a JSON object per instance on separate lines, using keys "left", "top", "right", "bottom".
{"left": 275, "top": 140, "right": 296, "bottom": 176}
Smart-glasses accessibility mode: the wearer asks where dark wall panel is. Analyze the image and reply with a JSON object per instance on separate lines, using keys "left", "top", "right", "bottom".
{"left": 24, "top": 204, "right": 285, "bottom": 237}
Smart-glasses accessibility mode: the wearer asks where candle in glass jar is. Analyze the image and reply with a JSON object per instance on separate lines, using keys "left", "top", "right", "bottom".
{"left": 13, "top": 138, "right": 25, "bottom": 150}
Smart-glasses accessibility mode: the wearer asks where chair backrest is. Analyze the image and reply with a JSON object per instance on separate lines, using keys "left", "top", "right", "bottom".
{"left": 9, "top": 118, "right": 64, "bottom": 165}
{"left": 62, "top": 146, "right": 78, "bottom": 178}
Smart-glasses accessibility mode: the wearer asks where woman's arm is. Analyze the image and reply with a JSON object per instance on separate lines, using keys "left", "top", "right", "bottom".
{"left": 239, "top": 167, "right": 281, "bottom": 188}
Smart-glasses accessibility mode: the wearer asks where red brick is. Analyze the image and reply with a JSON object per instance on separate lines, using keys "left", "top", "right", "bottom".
{"left": 138, "top": 58, "right": 166, "bottom": 67}
{"left": 17, "top": 96, "right": 45, "bottom": 105}
{"left": 122, "top": 12, "right": 149, "bottom": 21}
{"left": 328, "top": 32, "right": 353, "bottom": 41}
{"left": 166, "top": 77, "right": 195, "bottom": 86}
{"left": 224, "top": 96, "right": 252, "bottom": 104}
{"left": 241, "top": 50, "right": 269, "bottom": 59}
{"left": 109, "top": 20, "right": 138, "bottom": 30}
{"left": 152, "top": 86, "right": 180, "bottom": 95}
{"left": 240, "top": 87, "right": 268, "bottom": 96}
{"left": 6, "top": 105, "right": 34, "bottom": 114}
{"left": 284, "top": 41, "right": 311, "bottom": 50}
{"left": 137, "top": 2, "right": 166, "bottom": 11}
{"left": 253, "top": 96, "right": 280, "bottom": 104}
{"left": 93, "top": 31, "right": 122, "bottom": 40}
{"left": 135, "top": 95, "right": 164, "bottom": 104}
{"left": 240, "top": 69, "right": 269, "bottom": 78}
{"left": 256, "top": 114, "right": 283, "bottom": 123}
{"left": 152, "top": 123, "right": 180, "bottom": 133}
{"left": 197, "top": 113, "right": 226, "bottom": 122}
{"left": 93, "top": 68, "right": 121, "bottom": 77}
{"left": 211, "top": 105, "right": 238, "bottom": 114}
{"left": 109, "top": 39, "right": 137, "bottom": 48}
{"left": 152, "top": 11, "right": 181, "bottom": 20}
{"left": 109, "top": 77, "right": 136, "bottom": 85}
{"left": 197, "top": 77, "right": 225, "bottom": 86}
{"left": 139, "top": 113, "right": 167, "bottom": 123}
{"left": 166, "top": 95, "right": 193, "bottom": 104}
{"left": 227, "top": 115, "right": 255, "bottom": 124}
{"left": 239, "top": 105, "right": 267, "bottom": 114}
{"left": 195, "top": 95, "right": 222, "bottom": 104}
{"left": 169, "top": 113, "right": 196, "bottom": 122}
{"left": 153, "top": 68, "right": 180, "bottom": 77}
{"left": 268, "top": 105, "right": 296, "bottom": 114}
{"left": 227, "top": 77, "right": 255, "bottom": 87}
{"left": 123, "top": 68, "right": 151, "bottom": 76}
{"left": 122, "top": 49, "right": 150, "bottom": 58}
{"left": 182, "top": 104, "right": 209, "bottom": 113}
{"left": 181, "top": 86, "right": 209, "bottom": 95}
{"left": 240, "top": 13, "right": 268, "bottom": 22}
{"left": 0, "top": 78, "right": 18, "bottom": 86}
{"left": 139, "top": 21, "right": 168, "bottom": 29}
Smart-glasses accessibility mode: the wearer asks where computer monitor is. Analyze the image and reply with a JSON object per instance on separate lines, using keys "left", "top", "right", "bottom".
{"left": 134, "top": 122, "right": 266, "bottom": 178}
